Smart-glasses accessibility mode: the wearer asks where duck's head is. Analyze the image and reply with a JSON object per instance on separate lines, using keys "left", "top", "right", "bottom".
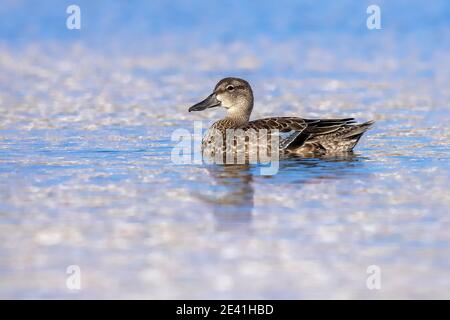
{"left": 189, "top": 77, "right": 254, "bottom": 120}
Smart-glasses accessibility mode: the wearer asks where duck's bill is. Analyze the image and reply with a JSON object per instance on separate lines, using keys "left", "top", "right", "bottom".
{"left": 189, "top": 93, "right": 221, "bottom": 112}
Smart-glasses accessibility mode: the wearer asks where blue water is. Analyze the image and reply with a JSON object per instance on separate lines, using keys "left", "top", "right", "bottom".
{"left": 0, "top": 1, "right": 449, "bottom": 298}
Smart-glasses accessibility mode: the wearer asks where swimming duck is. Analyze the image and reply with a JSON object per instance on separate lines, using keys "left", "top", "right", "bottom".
{"left": 189, "top": 77, "right": 374, "bottom": 156}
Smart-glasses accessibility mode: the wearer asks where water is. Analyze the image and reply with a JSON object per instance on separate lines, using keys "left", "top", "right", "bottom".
{"left": 0, "top": 1, "right": 449, "bottom": 299}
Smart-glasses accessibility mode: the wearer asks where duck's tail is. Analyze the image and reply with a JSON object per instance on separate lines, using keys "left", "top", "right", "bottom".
{"left": 339, "top": 120, "right": 375, "bottom": 151}
{"left": 343, "top": 120, "right": 375, "bottom": 139}
{"left": 288, "top": 120, "right": 375, "bottom": 154}
{"left": 317, "top": 120, "right": 375, "bottom": 152}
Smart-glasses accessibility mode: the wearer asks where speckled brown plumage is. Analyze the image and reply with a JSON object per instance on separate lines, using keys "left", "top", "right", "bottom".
{"left": 189, "top": 77, "right": 374, "bottom": 156}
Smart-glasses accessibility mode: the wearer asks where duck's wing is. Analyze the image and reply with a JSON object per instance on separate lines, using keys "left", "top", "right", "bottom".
{"left": 243, "top": 117, "right": 309, "bottom": 132}
{"left": 241, "top": 117, "right": 308, "bottom": 150}
{"left": 302, "top": 120, "right": 374, "bottom": 152}
{"left": 242, "top": 117, "right": 356, "bottom": 150}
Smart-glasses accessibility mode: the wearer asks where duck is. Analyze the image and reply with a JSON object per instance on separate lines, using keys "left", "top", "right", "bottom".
{"left": 188, "top": 77, "right": 374, "bottom": 156}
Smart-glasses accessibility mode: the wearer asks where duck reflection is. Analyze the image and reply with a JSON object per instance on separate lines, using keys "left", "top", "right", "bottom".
{"left": 194, "top": 152, "right": 367, "bottom": 230}
{"left": 196, "top": 164, "right": 254, "bottom": 230}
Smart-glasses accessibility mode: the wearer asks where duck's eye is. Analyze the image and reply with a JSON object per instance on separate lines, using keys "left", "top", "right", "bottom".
{"left": 226, "top": 85, "right": 235, "bottom": 92}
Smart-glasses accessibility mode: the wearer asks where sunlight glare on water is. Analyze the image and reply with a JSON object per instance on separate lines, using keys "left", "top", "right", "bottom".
{"left": 0, "top": 0, "right": 449, "bottom": 299}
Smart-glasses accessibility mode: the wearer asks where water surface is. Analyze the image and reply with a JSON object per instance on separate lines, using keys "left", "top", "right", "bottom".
{"left": 0, "top": 1, "right": 449, "bottom": 299}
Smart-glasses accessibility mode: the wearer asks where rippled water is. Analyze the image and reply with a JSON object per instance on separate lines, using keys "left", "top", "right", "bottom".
{"left": 1, "top": 1, "right": 450, "bottom": 299}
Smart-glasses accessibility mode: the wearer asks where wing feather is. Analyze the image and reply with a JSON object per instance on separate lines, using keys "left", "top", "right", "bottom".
{"left": 239, "top": 117, "right": 361, "bottom": 150}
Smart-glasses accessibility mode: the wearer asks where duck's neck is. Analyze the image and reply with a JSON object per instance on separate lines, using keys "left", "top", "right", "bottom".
{"left": 225, "top": 103, "right": 252, "bottom": 126}
{"left": 225, "top": 111, "right": 250, "bottom": 127}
